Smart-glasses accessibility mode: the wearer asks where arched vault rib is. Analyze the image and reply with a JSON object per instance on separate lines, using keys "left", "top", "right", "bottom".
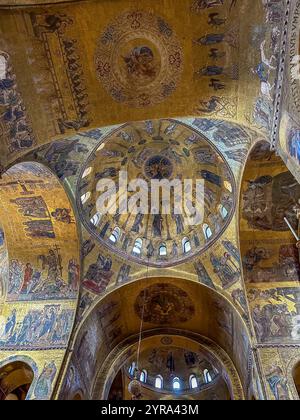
{"left": 92, "top": 331, "right": 245, "bottom": 401}
{"left": 58, "top": 277, "right": 255, "bottom": 400}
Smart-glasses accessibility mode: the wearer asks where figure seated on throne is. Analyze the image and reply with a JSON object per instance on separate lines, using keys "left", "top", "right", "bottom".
{"left": 82, "top": 254, "right": 113, "bottom": 294}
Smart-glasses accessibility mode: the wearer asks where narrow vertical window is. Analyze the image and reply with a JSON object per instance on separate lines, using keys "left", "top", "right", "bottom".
{"left": 128, "top": 362, "right": 136, "bottom": 377}
{"left": 82, "top": 167, "right": 92, "bottom": 178}
{"left": 173, "top": 377, "right": 181, "bottom": 390}
{"left": 140, "top": 370, "right": 147, "bottom": 383}
{"left": 159, "top": 243, "right": 167, "bottom": 256}
{"left": 203, "top": 224, "right": 212, "bottom": 240}
{"left": 133, "top": 238, "right": 143, "bottom": 255}
{"left": 220, "top": 205, "right": 228, "bottom": 219}
{"left": 81, "top": 192, "right": 91, "bottom": 205}
{"left": 155, "top": 376, "right": 163, "bottom": 389}
{"left": 182, "top": 237, "right": 191, "bottom": 254}
{"left": 189, "top": 375, "right": 198, "bottom": 389}
{"left": 204, "top": 369, "right": 212, "bottom": 384}
{"left": 90, "top": 213, "right": 101, "bottom": 227}
{"left": 109, "top": 227, "right": 121, "bottom": 243}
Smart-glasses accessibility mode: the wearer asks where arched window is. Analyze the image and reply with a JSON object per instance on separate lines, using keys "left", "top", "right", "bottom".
{"left": 82, "top": 167, "right": 92, "bottom": 178}
{"left": 189, "top": 375, "right": 198, "bottom": 389}
{"left": 97, "top": 143, "right": 105, "bottom": 152}
{"left": 182, "top": 237, "right": 191, "bottom": 254}
{"left": 204, "top": 369, "right": 212, "bottom": 384}
{"left": 81, "top": 192, "right": 91, "bottom": 205}
{"left": 219, "top": 205, "right": 228, "bottom": 219}
{"left": 128, "top": 362, "right": 136, "bottom": 377}
{"left": 0, "top": 361, "right": 34, "bottom": 401}
{"left": 90, "top": 213, "right": 101, "bottom": 227}
{"left": 140, "top": 370, "right": 147, "bottom": 383}
{"left": 159, "top": 243, "right": 167, "bottom": 257}
{"left": 224, "top": 181, "right": 232, "bottom": 193}
{"left": 109, "top": 227, "right": 121, "bottom": 244}
{"left": 155, "top": 375, "right": 163, "bottom": 389}
{"left": 133, "top": 238, "right": 143, "bottom": 256}
{"left": 203, "top": 224, "right": 212, "bottom": 240}
{"left": 173, "top": 377, "right": 181, "bottom": 391}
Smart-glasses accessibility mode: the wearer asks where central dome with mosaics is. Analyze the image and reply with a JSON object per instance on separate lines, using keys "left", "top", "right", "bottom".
{"left": 77, "top": 119, "right": 235, "bottom": 267}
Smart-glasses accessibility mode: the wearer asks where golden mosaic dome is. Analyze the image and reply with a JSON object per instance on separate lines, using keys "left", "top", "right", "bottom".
{"left": 77, "top": 119, "right": 235, "bottom": 267}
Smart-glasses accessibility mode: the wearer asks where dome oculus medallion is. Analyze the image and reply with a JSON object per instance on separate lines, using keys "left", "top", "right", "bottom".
{"left": 95, "top": 10, "right": 184, "bottom": 108}
{"left": 77, "top": 119, "right": 236, "bottom": 268}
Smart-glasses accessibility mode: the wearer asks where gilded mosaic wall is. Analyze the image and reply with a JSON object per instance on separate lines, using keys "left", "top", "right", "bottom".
{"left": 258, "top": 346, "right": 300, "bottom": 400}
{"left": 0, "top": 222, "right": 8, "bottom": 310}
{"left": 240, "top": 142, "right": 300, "bottom": 347}
{"left": 278, "top": 0, "right": 300, "bottom": 185}
{"left": 0, "top": 162, "right": 80, "bottom": 399}
{"left": 0, "top": 163, "right": 80, "bottom": 303}
{"left": 239, "top": 140, "right": 300, "bottom": 399}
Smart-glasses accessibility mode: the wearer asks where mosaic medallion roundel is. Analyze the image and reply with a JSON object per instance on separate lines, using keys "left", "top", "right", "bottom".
{"left": 95, "top": 11, "right": 184, "bottom": 108}
{"left": 144, "top": 155, "right": 173, "bottom": 180}
{"left": 135, "top": 284, "right": 195, "bottom": 325}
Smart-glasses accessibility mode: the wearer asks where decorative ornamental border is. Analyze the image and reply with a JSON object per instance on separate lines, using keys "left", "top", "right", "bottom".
{"left": 271, "top": 0, "right": 292, "bottom": 150}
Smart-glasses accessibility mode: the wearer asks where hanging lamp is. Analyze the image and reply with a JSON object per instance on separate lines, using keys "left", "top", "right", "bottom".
{"left": 128, "top": 258, "right": 149, "bottom": 400}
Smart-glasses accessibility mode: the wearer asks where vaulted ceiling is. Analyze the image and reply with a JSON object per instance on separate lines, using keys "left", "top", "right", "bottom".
{"left": 0, "top": 0, "right": 281, "bottom": 171}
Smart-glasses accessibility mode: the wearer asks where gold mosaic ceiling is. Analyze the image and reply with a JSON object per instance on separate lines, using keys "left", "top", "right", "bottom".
{"left": 0, "top": 0, "right": 274, "bottom": 171}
